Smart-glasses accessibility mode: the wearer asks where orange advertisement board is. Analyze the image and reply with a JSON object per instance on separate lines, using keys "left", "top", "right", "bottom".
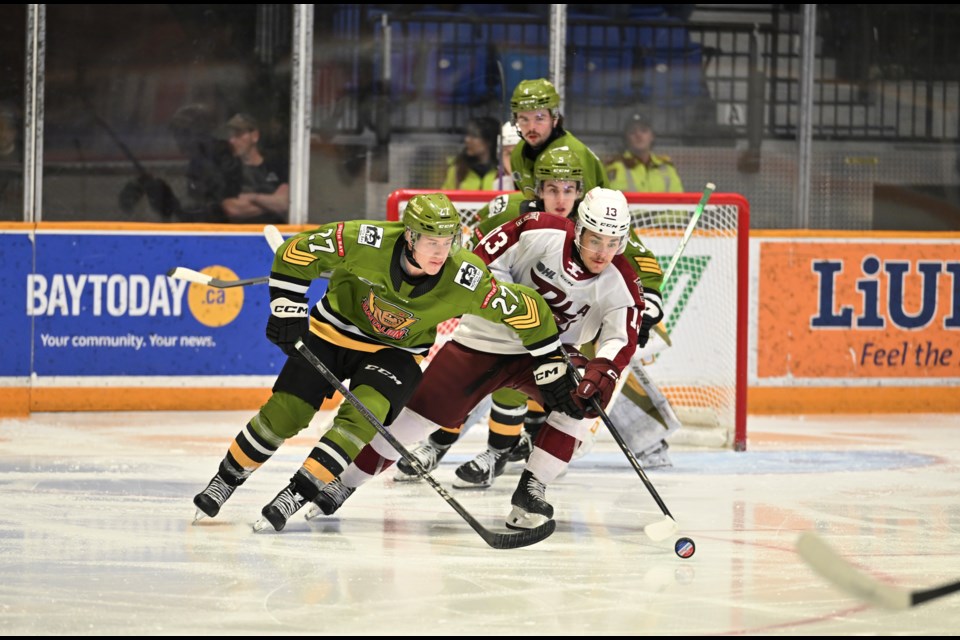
{"left": 757, "top": 239, "right": 960, "bottom": 380}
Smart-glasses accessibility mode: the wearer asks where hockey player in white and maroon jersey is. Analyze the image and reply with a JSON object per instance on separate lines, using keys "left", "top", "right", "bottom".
{"left": 305, "top": 187, "right": 644, "bottom": 530}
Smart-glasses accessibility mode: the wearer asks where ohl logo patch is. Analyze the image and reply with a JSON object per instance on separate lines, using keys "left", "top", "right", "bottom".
{"left": 186, "top": 266, "right": 244, "bottom": 327}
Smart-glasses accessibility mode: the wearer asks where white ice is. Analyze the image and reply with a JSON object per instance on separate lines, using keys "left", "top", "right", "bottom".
{"left": 0, "top": 410, "right": 958, "bottom": 635}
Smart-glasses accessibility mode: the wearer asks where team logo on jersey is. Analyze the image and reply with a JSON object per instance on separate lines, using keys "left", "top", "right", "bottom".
{"left": 357, "top": 224, "right": 383, "bottom": 248}
{"left": 489, "top": 194, "right": 509, "bottom": 216}
{"left": 564, "top": 258, "right": 586, "bottom": 279}
{"left": 361, "top": 290, "right": 417, "bottom": 339}
{"left": 455, "top": 263, "right": 483, "bottom": 291}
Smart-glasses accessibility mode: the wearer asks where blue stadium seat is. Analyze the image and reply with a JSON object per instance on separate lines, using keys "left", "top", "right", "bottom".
{"left": 487, "top": 12, "right": 550, "bottom": 101}
{"left": 405, "top": 11, "right": 494, "bottom": 105}
{"left": 371, "top": 9, "right": 495, "bottom": 105}
{"left": 567, "top": 15, "right": 635, "bottom": 104}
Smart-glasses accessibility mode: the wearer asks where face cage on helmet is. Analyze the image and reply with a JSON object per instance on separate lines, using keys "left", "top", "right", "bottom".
{"left": 407, "top": 228, "right": 462, "bottom": 258}
{"left": 574, "top": 221, "right": 628, "bottom": 256}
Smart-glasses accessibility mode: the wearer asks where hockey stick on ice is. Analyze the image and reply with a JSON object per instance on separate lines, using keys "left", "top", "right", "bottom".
{"left": 797, "top": 532, "right": 960, "bottom": 610}
{"left": 294, "top": 338, "right": 556, "bottom": 550}
{"left": 561, "top": 348, "right": 679, "bottom": 542}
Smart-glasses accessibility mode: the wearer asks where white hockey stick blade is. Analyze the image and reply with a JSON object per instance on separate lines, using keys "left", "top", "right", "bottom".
{"left": 263, "top": 225, "right": 285, "bottom": 252}
{"left": 166, "top": 266, "right": 213, "bottom": 286}
{"left": 797, "top": 532, "right": 912, "bottom": 610}
{"left": 643, "top": 516, "right": 680, "bottom": 542}
{"left": 166, "top": 267, "right": 268, "bottom": 288}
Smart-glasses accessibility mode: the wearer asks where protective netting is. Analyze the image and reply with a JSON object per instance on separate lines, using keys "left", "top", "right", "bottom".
{"left": 388, "top": 190, "right": 749, "bottom": 450}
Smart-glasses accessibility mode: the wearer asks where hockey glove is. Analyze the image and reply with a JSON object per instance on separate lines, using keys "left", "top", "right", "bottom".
{"left": 638, "top": 314, "right": 655, "bottom": 349}
{"left": 533, "top": 351, "right": 584, "bottom": 420}
{"left": 266, "top": 290, "right": 309, "bottom": 356}
{"left": 574, "top": 358, "right": 619, "bottom": 419}
{"left": 638, "top": 291, "right": 664, "bottom": 349}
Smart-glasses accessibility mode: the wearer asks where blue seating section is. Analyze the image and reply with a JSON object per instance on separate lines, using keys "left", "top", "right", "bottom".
{"left": 362, "top": 7, "right": 709, "bottom": 110}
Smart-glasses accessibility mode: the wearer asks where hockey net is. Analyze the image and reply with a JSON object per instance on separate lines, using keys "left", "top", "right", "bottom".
{"left": 386, "top": 189, "right": 749, "bottom": 451}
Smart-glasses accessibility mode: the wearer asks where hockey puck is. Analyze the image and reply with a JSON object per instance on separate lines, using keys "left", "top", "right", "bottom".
{"left": 674, "top": 537, "right": 696, "bottom": 559}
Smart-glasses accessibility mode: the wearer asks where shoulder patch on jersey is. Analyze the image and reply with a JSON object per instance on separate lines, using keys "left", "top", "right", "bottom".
{"left": 357, "top": 224, "right": 384, "bottom": 248}
{"left": 490, "top": 194, "right": 509, "bottom": 216}
{"left": 518, "top": 211, "right": 541, "bottom": 226}
{"left": 454, "top": 262, "right": 483, "bottom": 291}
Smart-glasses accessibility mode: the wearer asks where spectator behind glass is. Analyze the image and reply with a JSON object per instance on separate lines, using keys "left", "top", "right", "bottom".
{"left": 605, "top": 112, "right": 684, "bottom": 193}
{"left": 221, "top": 112, "right": 289, "bottom": 224}
{"left": 121, "top": 103, "right": 243, "bottom": 222}
{"left": 441, "top": 115, "right": 501, "bottom": 190}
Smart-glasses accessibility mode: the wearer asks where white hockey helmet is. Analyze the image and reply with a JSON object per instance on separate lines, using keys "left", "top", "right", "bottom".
{"left": 575, "top": 187, "right": 632, "bottom": 254}
{"left": 501, "top": 121, "right": 521, "bottom": 147}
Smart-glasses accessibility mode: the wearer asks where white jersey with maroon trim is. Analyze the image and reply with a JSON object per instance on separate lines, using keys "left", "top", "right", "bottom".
{"left": 453, "top": 212, "right": 644, "bottom": 372}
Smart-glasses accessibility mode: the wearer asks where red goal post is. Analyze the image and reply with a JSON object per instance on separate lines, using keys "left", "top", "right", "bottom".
{"left": 386, "top": 189, "right": 749, "bottom": 451}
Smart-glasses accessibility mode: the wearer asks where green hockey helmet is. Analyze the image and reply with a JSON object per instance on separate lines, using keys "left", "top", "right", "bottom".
{"left": 402, "top": 193, "right": 462, "bottom": 254}
{"left": 510, "top": 78, "right": 560, "bottom": 114}
{"left": 534, "top": 147, "right": 584, "bottom": 185}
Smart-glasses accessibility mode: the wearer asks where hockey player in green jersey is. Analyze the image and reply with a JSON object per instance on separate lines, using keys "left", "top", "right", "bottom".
{"left": 191, "top": 193, "right": 575, "bottom": 528}
{"left": 507, "top": 78, "right": 607, "bottom": 201}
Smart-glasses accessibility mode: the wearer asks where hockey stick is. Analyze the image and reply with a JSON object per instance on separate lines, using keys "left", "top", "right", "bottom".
{"left": 661, "top": 182, "right": 715, "bottom": 284}
{"left": 797, "top": 532, "right": 960, "bottom": 610}
{"left": 166, "top": 267, "right": 268, "bottom": 288}
{"left": 561, "top": 349, "right": 679, "bottom": 542}
{"left": 264, "top": 224, "right": 285, "bottom": 252}
{"left": 166, "top": 226, "right": 290, "bottom": 288}
{"left": 294, "top": 338, "right": 556, "bottom": 550}
{"left": 615, "top": 183, "right": 716, "bottom": 428}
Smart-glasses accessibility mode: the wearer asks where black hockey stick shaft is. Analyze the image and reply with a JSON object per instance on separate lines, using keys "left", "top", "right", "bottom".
{"left": 913, "top": 580, "right": 960, "bottom": 606}
{"left": 294, "top": 339, "right": 556, "bottom": 550}
{"left": 562, "top": 349, "right": 675, "bottom": 521}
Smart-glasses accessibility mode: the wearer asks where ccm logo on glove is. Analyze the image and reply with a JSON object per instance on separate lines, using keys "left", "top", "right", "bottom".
{"left": 271, "top": 298, "right": 309, "bottom": 317}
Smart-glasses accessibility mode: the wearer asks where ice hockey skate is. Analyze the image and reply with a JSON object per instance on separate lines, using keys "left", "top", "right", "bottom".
{"left": 393, "top": 440, "right": 450, "bottom": 481}
{"left": 637, "top": 440, "right": 673, "bottom": 469}
{"left": 192, "top": 472, "right": 236, "bottom": 521}
{"left": 452, "top": 446, "right": 510, "bottom": 489}
{"left": 253, "top": 481, "right": 308, "bottom": 532}
{"left": 304, "top": 478, "right": 355, "bottom": 520}
{"left": 506, "top": 469, "right": 554, "bottom": 530}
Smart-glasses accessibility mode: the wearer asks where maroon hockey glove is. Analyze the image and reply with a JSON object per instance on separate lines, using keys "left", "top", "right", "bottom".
{"left": 574, "top": 358, "right": 619, "bottom": 418}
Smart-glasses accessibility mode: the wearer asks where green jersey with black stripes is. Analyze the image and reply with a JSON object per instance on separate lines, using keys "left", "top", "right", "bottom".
{"left": 270, "top": 219, "right": 561, "bottom": 356}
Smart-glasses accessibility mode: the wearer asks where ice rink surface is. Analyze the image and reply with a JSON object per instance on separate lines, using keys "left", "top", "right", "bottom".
{"left": 1, "top": 410, "right": 958, "bottom": 635}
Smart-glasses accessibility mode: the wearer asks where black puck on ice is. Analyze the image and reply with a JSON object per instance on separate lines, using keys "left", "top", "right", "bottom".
{"left": 674, "top": 536, "right": 696, "bottom": 558}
